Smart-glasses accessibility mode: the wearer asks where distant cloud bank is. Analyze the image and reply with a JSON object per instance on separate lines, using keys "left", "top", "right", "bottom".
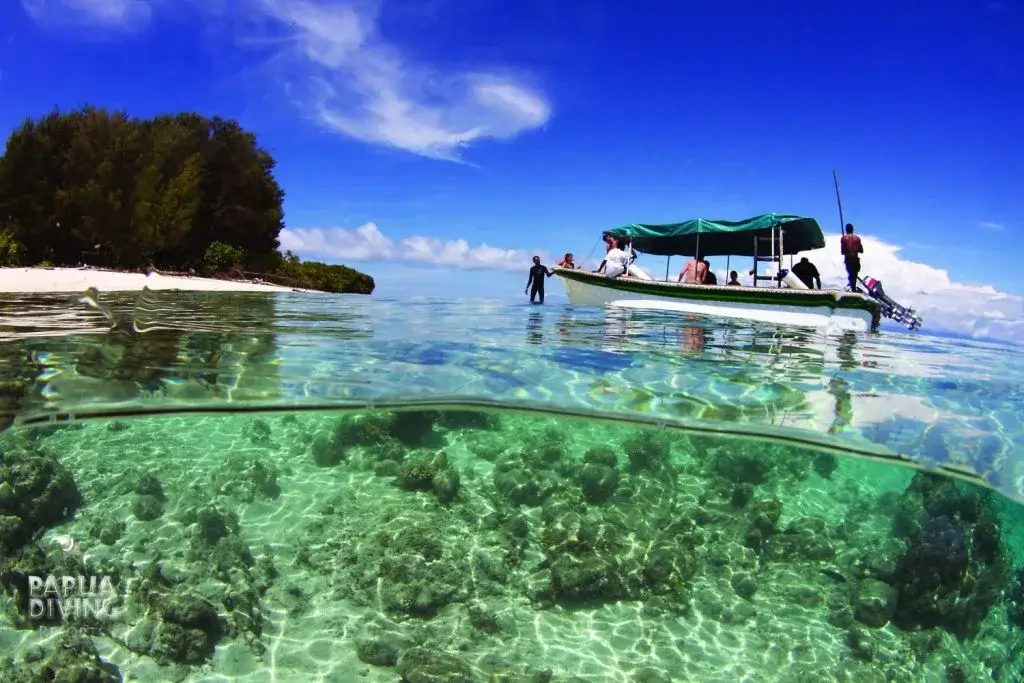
{"left": 799, "top": 235, "right": 1023, "bottom": 342}
{"left": 285, "top": 223, "right": 1023, "bottom": 343}
{"left": 280, "top": 223, "right": 549, "bottom": 272}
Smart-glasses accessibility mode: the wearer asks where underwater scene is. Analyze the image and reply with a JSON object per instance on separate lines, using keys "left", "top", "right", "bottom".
{"left": 1, "top": 288, "right": 1024, "bottom": 683}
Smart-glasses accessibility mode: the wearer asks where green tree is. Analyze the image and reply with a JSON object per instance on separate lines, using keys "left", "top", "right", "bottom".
{"left": 0, "top": 229, "right": 24, "bottom": 266}
{"left": 202, "top": 241, "right": 246, "bottom": 276}
{"left": 0, "top": 106, "right": 374, "bottom": 294}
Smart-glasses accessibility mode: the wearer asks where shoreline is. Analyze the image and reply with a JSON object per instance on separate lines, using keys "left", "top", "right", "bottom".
{"left": 0, "top": 267, "right": 318, "bottom": 294}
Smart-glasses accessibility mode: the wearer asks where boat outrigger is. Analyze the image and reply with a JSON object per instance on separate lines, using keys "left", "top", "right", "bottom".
{"left": 553, "top": 213, "right": 922, "bottom": 333}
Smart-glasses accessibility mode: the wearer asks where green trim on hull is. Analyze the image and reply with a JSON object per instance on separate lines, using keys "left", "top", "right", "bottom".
{"left": 556, "top": 268, "right": 881, "bottom": 327}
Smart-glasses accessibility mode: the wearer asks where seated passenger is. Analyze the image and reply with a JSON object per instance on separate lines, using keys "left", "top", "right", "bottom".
{"left": 701, "top": 259, "right": 717, "bottom": 285}
{"left": 557, "top": 252, "right": 576, "bottom": 269}
{"left": 600, "top": 239, "right": 631, "bottom": 278}
{"left": 726, "top": 270, "right": 741, "bottom": 286}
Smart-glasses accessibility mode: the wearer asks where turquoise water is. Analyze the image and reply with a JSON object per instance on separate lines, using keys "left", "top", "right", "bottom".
{"left": 1, "top": 287, "right": 1023, "bottom": 681}
{"left": 5, "top": 290, "right": 1023, "bottom": 500}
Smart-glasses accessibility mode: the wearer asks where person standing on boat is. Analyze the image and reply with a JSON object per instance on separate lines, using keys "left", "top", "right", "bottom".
{"left": 840, "top": 223, "right": 864, "bottom": 291}
{"left": 525, "top": 255, "right": 553, "bottom": 304}
{"left": 791, "top": 257, "right": 821, "bottom": 289}
{"left": 676, "top": 254, "right": 707, "bottom": 284}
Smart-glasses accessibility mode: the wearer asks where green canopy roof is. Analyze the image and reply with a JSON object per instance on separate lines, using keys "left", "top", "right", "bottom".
{"left": 604, "top": 213, "right": 826, "bottom": 257}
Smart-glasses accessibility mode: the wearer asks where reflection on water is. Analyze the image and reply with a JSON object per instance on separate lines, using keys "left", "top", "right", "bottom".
{"left": 527, "top": 310, "right": 543, "bottom": 345}
{"left": 828, "top": 333, "right": 858, "bottom": 435}
{"left": 679, "top": 315, "right": 708, "bottom": 354}
{"left": 0, "top": 291, "right": 1023, "bottom": 505}
{"left": 0, "top": 407, "right": 1022, "bottom": 682}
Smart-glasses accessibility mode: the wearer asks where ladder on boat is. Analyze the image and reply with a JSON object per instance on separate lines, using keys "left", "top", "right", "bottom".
{"left": 752, "top": 225, "right": 784, "bottom": 288}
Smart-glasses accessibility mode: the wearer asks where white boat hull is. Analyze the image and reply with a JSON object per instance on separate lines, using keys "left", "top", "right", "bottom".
{"left": 556, "top": 269, "right": 879, "bottom": 333}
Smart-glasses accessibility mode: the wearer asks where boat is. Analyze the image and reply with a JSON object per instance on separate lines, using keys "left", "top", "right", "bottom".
{"left": 554, "top": 213, "right": 923, "bottom": 333}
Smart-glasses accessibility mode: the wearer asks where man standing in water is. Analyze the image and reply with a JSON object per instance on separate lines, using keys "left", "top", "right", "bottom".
{"left": 840, "top": 223, "right": 864, "bottom": 291}
{"left": 525, "top": 255, "right": 553, "bottom": 304}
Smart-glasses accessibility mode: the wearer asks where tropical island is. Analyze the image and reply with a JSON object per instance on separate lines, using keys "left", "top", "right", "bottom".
{"left": 0, "top": 107, "right": 374, "bottom": 294}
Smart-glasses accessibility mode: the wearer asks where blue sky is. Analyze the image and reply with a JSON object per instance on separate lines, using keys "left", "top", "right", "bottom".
{"left": 1, "top": 0, "right": 1022, "bottom": 339}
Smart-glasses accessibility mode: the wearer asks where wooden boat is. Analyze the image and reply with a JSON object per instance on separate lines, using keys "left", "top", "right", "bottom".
{"left": 554, "top": 213, "right": 886, "bottom": 333}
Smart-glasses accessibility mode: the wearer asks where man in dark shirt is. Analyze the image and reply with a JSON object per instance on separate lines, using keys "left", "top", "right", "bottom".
{"left": 525, "top": 255, "right": 553, "bottom": 304}
{"left": 840, "top": 223, "right": 864, "bottom": 291}
{"left": 791, "top": 257, "right": 821, "bottom": 289}
{"left": 701, "top": 259, "right": 717, "bottom": 285}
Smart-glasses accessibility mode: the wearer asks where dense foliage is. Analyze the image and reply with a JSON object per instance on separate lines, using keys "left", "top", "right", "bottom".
{"left": 0, "top": 107, "right": 374, "bottom": 294}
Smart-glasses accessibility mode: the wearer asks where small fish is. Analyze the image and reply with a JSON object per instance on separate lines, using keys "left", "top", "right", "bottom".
{"left": 819, "top": 568, "right": 846, "bottom": 583}
{"left": 51, "top": 534, "right": 81, "bottom": 555}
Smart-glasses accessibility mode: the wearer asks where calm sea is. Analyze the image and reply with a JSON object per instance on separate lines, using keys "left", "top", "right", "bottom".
{"left": 0, "top": 287, "right": 1022, "bottom": 682}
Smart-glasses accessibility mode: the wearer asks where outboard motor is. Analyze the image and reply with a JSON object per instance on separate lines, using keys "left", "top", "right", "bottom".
{"left": 859, "top": 276, "right": 923, "bottom": 330}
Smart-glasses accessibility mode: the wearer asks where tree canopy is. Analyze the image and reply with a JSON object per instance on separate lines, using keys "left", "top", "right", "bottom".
{"left": 0, "top": 107, "right": 374, "bottom": 294}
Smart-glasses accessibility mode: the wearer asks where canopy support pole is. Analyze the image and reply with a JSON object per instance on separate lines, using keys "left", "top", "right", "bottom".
{"left": 778, "top": 225, "right": 784, "bottom": 288}
{"left": 665, "top": 256, "right": 670, "bottom": 281}
{"left": 726, "top": 256, "right": 730, "bottom": 282}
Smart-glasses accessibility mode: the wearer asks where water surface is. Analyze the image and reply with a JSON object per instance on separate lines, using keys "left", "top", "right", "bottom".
{"left": 0, "top": 289, "right": 1022, "bottom": 682}
{"left": 3, "top": 290, "right": 1022, "bottom": 500}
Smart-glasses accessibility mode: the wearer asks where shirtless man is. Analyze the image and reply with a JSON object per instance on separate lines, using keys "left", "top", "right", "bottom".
{"left": 840, "top": 223, "right": 864, "bottom": 291}
{"left": 676, "top": 255, "right": 707, "bottom": 284}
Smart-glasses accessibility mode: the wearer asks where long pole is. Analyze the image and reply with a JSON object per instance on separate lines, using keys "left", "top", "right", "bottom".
{"left": 832, "top": 169, "right": 846, "bottom": 235}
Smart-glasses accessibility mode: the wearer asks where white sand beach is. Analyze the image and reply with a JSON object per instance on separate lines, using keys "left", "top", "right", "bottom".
{"left": 0, "top": 267, "right": 314, "bottom": 294}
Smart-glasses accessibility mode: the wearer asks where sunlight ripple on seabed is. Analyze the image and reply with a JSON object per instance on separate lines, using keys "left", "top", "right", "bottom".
{"left": 1, "top": 407, "right": 1023, "bottom": 682}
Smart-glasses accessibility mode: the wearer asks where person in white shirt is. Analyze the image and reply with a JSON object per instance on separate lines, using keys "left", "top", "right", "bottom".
{"left": 601, "top": 240, "right": 630, "bottom": 278}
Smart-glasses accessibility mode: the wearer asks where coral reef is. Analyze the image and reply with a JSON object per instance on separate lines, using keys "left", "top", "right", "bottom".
{"left": 0, "top": 442, "right": 83, "bottom": 556}
{"left": 0, "top": 410, "right": 1022, "bottom": 683}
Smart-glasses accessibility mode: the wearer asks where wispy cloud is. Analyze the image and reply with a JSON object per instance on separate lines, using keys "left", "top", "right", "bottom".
{"left": 259, "top": 0, "right": 551, "bottom": 161}
{"left": 18, "top": 0, "right": 552, "bottom": 161}
{"left": 21, "top": 0, "right": 155, "bottom": 31}
{"left": 978, "top": 221, "right": 1005, "bottom": 231}
{"left": 280, "top": 223, "right": 548, "bottom": 271}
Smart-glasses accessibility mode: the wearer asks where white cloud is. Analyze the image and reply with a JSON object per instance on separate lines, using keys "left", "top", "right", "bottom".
{"left": 979, "top": 221, "right": 1005, "bottom": 231}
{"left": 279, "top": 223, "right": 547, "bottom": 271}
{"left": 799, "top": 235, "right": 1024, "bottom": 342}
{"left": 20, "top": 0, "right": 155, "bottom": 31}
{"left": 19, "top": 0, "right": 552, "bottom": 161}
{"left": 259, "top": 0, "right": 551, "bottom": 161}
